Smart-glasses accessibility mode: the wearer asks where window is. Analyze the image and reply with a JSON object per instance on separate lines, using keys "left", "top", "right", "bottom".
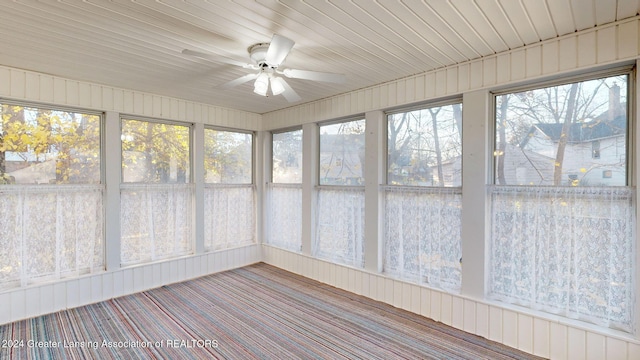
{"left": 384, "top": 103, "right": 463, "bottom": 292}
{"left": 319, "top": 120, "right": 365, "bottom": 185}
{"left": 267, "top": 129, "right": 303, "bottom": 252}
{"left": 272, "top": 129, "right": 302, "bottom": 184}
{"left": 204, "top": 128, "right": 254, "bottom": 251}
{"left": 315, "top": 119, "right": 365, "bottom": 267}
{"left": 0, "top": 103, "right": 103, "bottom": 289}
{"left": 120, "top": 119, "right": 192, "bottom": 265}
{"left": 490, "top": 72, "right": 634, "bottom": 332}
{"left": 387, "top": 103, "right": 462, "bottom": 186}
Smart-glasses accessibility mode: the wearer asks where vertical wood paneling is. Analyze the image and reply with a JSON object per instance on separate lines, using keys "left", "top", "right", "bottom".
{"left": 577, "top": 31, "right": 597, "bottom": 67}
{"left": 597, "top": 26, "right": 618, "bottom": 64}
{"left": 410, "top": 284, "right": 420, "bottom": 314}
{"left": 90, "top": 275, "right": 102, "bottom": 303}
{"left": 25, "top": 73, "right": 40, "bottom": 100}
{"left": 131, "top": 91, "right": 145, "bottom": 114}
{"left": 385, "top": 278, "right": 395, "bottom": 305}
{"left": 430, "top": 291, "right": 441, "bottom": 321}
{"left": 567, "top": 327, "right": 586, "bottom": 360}
{"left": 446, "top": 67, "right": 458, "bottom": 95}
{"left": 10, "top": 290, "right": 25, "bottom": 321}
{"left": 605, "top": 337, "right": 629, "bottom": 360}
{"left": 510, "top": 50, "right": 526, "bottom": 81}
{"left": 618, "top": 20, "right": 638, "bottom": 59}
{"left": 435, "top": 69, "right": 447, "bottom": 97}
{"left": 451, "top": 296, "right": 464, "bottom": 328}
{"left": 66, "top": 81, "right": 79, "bottom": 106}
{"left": 420, "top": 288, "right": 431, "bottom": 318}
{"left": 497, "top": 53, "right": 511, "bottom": 84}
{"left": 463, "top": 299, "right": 476, "bottom": 333}
{"left": 489, "top": 306, "right": 503, "bottom": 342}
{"left": 626, "top": 341, "right": 639, "bottom": 360}
{"left": 542, "top": 41, "right": 559, "bottom": 75}
{"left": 525, "top": 45, "right": 542, "bottom": 78}
{"left": 0, "top": 293, "right": 10, "bottom": 325}
{"left": 549, "top": 323, "right": 568, "bottom": 359}
{"left": 10, "top": 70, "right": 25, "bottom": 99}
{"left": 112, "top": 270, "right": 124, "bottom": 298}
{"left": 517, "top": 314, "right": 533, "bottom": 354}
{"left": 476, "top": 303, "right": 489, "bottom": 338}
{"left": 79, "top": 83, "right": 91, "bottom": 108}
{"left": 414, "top": 75, "right": 425, "bottom": 100}
{"left": 483, "top": 57, "right": 496, "bottom": 87}
{"left": 39, "top": 285, "right": 54, "bottom": 316}
{"left": 90, "top": 84, "right": 102, "bottom": 109}
{"left": 502, "top": 310, "right": 518, "bottom": 349}
{"left": 53, "top": 78, "right": 66, "bottom": 104}
{"left": 360, "top": 272, "right": 369, "bottom": 297}
{"left": 24, "top": 288, "right": 40, "bottom": 319}
{"left": 559, "top": 37, "right": 578, "bottom": 71}
{"left": 425, "top": 72, "right": 436, "bottom": 99}
{"left": 442, "top": 293, "right": 455, "bottom": 324}
{"left": 0, "top": 67, "right": 10, "bottom": 96}
{"left": 532, "top": 318, "right": 550, "bottom": 358}
{"left": 102, "top": 87, "right": 113, "bottom": 110}
{"left": 66, "top": 279, "right": 79, "bottom": 309}
{"left": 113, "top": 89, "right": 124, "bottom": 112}
{"left": 122, "top": 268, "right": 134, "bottom": 295}
{"left": 586, "top": 332, "right": 606, "bottom": 360}
{"left": 401, "top": 283, "right": 412, "bottom": 311}
{"left": 458, "top": 64, "right": 469, "bottom": 91}
{"left": 133, "top": 266, "right": 145, "bottom": 292}
{"left": 102, "top": 272, "right": 114, "bottom": 300}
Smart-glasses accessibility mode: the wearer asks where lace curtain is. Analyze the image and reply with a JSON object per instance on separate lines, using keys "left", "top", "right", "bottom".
{"left": 266, "top": 183, "right": 302, "bottom": 252}
{"left": 314, "top": 187, "right": 365, "bottom": 267}
{"left": 384, "top": 186, "right": 462, "bottom": 292}
{"left": 204, "top": 185, "right": 255, "bottom": 251}
{"left": 120, "top": 183, "right": 193, "bottom": 265}
{"left": 489, "top": 185, "right": 635, "bottom": 332}
{"left": 0, "top": 185, "right": 104, "bottom": 289}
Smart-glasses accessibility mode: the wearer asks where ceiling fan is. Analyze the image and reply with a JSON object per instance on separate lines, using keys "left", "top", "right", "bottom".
{"left": 182, "top": 34, "right": 346, "bottom": 102}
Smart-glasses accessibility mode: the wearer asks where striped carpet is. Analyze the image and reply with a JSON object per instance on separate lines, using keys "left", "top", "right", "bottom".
{"left": 1, "top": 263, "right": 544, "bottom": 359}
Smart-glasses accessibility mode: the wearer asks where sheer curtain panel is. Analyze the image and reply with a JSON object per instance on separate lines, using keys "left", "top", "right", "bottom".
{"left": 314, "top": 187, "right": 365, "bottom": 267}
{"left": 0, "top": 185, "right": 104, "bottom": 289}
{"left": 120, "top": 183, "right": 193, "bottom": 265}
{"left": 489, "top": 185, "right": 635, "bottom": 332}
{"left": 384, "top": 186, "right": 462, "bottom": 292}
{"left": 267, "top": 183, "right": 302, "bottom": 252}
{"left": 204, "top": 185, "right": 255, "bottom": 251}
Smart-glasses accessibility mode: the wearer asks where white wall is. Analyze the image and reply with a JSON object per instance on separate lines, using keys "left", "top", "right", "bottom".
{"left": 261, "top": 16, "right": 640, "bottom": 360}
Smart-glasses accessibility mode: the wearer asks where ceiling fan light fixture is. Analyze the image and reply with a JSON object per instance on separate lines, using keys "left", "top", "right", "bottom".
{"left": 253, "top": 72, "right": 269, "bottom": 96}
{"left": 270, "top": 76, "right": 285, "bottom": 96}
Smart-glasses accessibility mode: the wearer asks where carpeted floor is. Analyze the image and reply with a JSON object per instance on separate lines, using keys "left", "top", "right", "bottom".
{"left": 0, "top": 263, "right": 545, "bottom": 359}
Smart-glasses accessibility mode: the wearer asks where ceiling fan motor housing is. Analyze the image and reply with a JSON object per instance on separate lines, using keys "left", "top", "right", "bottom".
{"left": 249, "top": 43, "right": 272, "bottom": 67}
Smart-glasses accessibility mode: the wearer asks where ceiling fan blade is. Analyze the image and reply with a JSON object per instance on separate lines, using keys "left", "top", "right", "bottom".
{"left": 219, "top": 73, "right": 259, "bottom": 89}
{"left": 265, "top": 34, "right": 294, "bottom": 66}
{"left": 181, "top": 49, "right": 254, "bottom": 68}
{"left": 283, "top": 68, "right": 346, "bottom": 83}
{"left": 279, "top": 78, "right": 302, "bottom": 103}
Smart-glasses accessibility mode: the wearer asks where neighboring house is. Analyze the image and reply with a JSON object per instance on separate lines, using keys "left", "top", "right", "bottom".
{"left": 319, "top": 133, "right": 365, "bottom": 185}
{"left": 514, "top": 85, "right": 626, "bottom": 186}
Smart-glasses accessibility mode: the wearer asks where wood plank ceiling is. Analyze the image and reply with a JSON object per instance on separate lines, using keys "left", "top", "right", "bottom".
{"left": 1, "top": 0, "right": 638, "bottom": 114}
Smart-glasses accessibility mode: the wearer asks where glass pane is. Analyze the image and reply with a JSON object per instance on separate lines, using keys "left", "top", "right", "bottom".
{"left": 204, "top": 129, "right": 252, "bottom": 184}
{"left": 0, "top": 104, "right": 101, "bottom": 184}
{"left": 388, "top": 103, "right": 462, "bottom": 186}
{"left": 272, "top": 129, "right": 302, "bottom": 183}
{"left": 319, "top": 120, "right": 365, "bottom": 185}
{"left": 495, "top": 74, "right": 627, "bottom": 186}
{"left": 121, "top": 119, "right": 190, "bottom": 183}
